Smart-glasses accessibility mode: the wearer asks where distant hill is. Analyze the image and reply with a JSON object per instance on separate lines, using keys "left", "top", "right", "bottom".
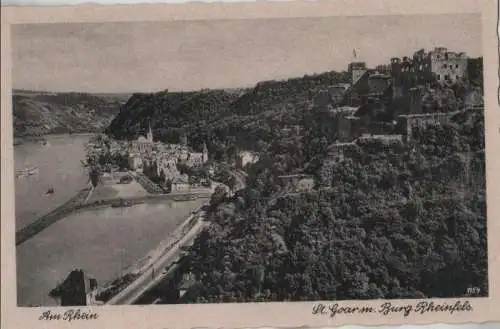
{"left": 231, "top": 71, "right": 350, "bottom": 116}
{"left": 105, "top": 71, "right": 350, "bottom": 156}
{"left": 12, "top": 90, "right": 130, "bottom": 138}
{"left": 105, "top": 89, "right": 246, "bottom": 146}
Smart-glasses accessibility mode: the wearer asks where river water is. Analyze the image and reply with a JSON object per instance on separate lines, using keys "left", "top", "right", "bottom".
{"left": 14, "top": 134, "right": 90, "bottom": 230}
{"left": 16, "top": 201, "right": 204, "bottom": 307}
{"left": 14, "top": 134, "right": 205, "bottom": 307}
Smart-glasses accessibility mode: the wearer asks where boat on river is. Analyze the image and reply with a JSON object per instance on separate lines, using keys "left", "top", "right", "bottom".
{"left": 16, "top": 166, "right": 39, "bottom": 179}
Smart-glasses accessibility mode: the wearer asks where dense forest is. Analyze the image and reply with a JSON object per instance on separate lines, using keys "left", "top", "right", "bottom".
{"left": 106, "top": 89, "right": 246, "bottom": 153}
{"left": 180, "top": 108, "right": 487, "bottom": 302}
{"left": 105, "top": 71, "right": 350, "bottom": 157}
{"left": 104, "top": 60, "right": 486, "bottom": 302}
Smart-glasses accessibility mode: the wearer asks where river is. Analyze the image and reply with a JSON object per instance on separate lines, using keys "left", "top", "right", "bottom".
{"left": 14, "top": 134, "right": 205, "bottom": 307}
{"left": 14, "top": 134, "right": 91, "bottom": 230}
{"left": 16, "top": 201, "right": 205, "bottom": 307}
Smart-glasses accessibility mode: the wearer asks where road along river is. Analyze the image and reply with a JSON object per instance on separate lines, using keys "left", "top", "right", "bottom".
{"left": 16, "top": 200, "right": 205, "bottom": 307}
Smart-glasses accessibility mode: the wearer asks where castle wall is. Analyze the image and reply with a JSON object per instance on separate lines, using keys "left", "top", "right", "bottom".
{"left": 398, "top": 111, "right": 458, "bottom": 141}
{"left": 390, "top": 48, "right": 467, "bottom": 90}
{"left": 429, "top": 48, "right": 468, "bottom": 85}
{"left": 328, "top": 83, "right": 351, "bottom": 105}
{"left": 343, "top": 72, "right": 370, "bottom": 107}
{"left": 336, "top": 114, "right": 358, "bottom": 143}
{"left": 409, "top": 87, "right": 422, "bottom": 114}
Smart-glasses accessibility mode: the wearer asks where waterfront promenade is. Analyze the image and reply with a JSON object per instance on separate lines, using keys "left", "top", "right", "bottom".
{"left": 106, "top": 210, "right": 208, "bottom": 305}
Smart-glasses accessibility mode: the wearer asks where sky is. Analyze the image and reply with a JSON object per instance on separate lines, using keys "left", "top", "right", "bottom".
{"left": 11, "top": 13, "right": 482, "bottom": 93}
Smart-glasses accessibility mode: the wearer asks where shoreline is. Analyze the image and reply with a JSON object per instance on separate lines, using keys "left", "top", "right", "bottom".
{"left": 100, "top": 206, "right": 206, "bottom": 304}
{"left": 14, "top": 132, "right": 97, "bottom": 146}
{"left": 99, "top": 181, "right": 225, "bottom": 304}
{"left": 98, "top": 208, "right": 200, "bottom": 294}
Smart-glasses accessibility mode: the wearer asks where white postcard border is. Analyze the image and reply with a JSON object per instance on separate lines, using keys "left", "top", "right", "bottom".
{"left": 2, "top": 1, "right": 500, "bottom": 328}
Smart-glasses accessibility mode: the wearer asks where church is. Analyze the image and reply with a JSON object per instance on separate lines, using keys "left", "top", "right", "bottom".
{"left": 133, "top": 122, "right": 155, "bottom": 153}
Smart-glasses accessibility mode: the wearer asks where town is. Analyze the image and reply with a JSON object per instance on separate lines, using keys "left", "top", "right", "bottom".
{"left": 42, "top": 45, "right": 485, "bottom": 306}
{"left": 85, "top": 46, "right": 482, "bottom": 197}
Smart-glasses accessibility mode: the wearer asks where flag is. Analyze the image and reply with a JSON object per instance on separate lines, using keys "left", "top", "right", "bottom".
{"left": 353, "top": 48, "right": 357, "bottom": 59}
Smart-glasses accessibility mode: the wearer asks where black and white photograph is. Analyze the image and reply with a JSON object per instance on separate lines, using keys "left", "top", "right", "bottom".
{"left": 9, "top": 11, "right": 489, "bottom": 310}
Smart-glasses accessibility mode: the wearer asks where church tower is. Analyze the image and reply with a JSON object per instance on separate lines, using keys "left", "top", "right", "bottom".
{"left": 147, "top": 121, "right": 153, "bottom": 143}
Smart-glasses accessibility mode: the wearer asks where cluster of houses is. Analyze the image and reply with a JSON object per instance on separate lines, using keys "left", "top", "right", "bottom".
{"left": 115, "top": 123, "right": 260, "bottom": 191}
{"left": 122, "top": 124, "right": 209, "bottom": 191}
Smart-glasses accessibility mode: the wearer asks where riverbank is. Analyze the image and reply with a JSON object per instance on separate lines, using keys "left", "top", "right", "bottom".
{"left": 13, "top": 132, "right": 96, "bottom": 146}
{"left": 100, "top": 179, "right": 230, "bottom": 304}
{"left": 96, "top": 207, "right": 204, "bottom": 303}
{"left": 17, "top": 200, "right": 205, "bottom": 307}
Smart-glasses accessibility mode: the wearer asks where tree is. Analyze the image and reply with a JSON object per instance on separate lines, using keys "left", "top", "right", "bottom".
{"left": 165, "top": 179, "right": 173, "bottom": 193}
{"left": 159, "top": 169, "right": 166, "bottom": 183}
{"left": 209, "top": 186, "right": 228, "bottom": 209}
{"left": 151, "top": 161, "right": 160, "bottom": 182}
{"left": 89, "top": 167, "right": 101, "bottom": 188}
{"left": 227, "top": 175, "right": 237, "bottom": 192}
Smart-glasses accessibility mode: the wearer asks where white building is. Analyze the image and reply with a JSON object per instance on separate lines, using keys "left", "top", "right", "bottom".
{"left": 128, "top": 155, "right": 143, "bottom": 172}
{"left": 236, "top": 151, "right": 259, "bottom": 168}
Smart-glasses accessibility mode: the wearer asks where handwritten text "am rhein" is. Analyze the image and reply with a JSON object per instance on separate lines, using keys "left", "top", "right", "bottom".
{"left": 39, "top": 309, "right": 99, "bottom": 322}
{"left": 312, "top": 300, "right": 473, "bottom": 318}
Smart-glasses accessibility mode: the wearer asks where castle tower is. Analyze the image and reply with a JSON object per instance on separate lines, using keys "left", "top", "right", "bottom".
{"left": 50, "top": 269, "right": 98, "bottom": 306}
{"left": 390, "top": 57, "right": 404, "bottom": 100}
{"left": 347, "top": 48, "right": 367, "bottom": 85}
{"left": 147, "top": 121, "right": 153, "bottom": 143}
{"left": 348, "top": 62, "right": 367, "bottom": 85}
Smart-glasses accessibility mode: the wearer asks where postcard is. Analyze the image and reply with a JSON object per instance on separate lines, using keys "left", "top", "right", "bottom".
{"left": 1, "top": 0, "right": 500, "bottom": 328}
